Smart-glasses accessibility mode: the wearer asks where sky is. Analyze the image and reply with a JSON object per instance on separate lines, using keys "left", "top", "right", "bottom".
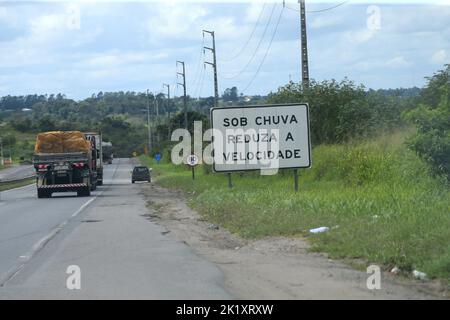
{"left": 0, "top": 0, "right": 449, "bottom": 100}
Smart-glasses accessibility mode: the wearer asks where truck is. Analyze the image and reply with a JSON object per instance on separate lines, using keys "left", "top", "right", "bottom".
{"left": 32, "top": 131, "right": 98, "bottom": 198}
{"left": 102, "top": 141, "right": 113, "bottom": 165}
{"left": 85, "top": 132, "right": 103, "bottom": 186}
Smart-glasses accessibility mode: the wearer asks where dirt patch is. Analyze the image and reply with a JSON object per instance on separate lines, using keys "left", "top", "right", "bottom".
{"left": 140, "top": 182, "right": 447, "bottom": 300}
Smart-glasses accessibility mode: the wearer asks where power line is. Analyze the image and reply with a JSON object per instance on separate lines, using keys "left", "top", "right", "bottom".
{"left": 196, "top": 65, "right": 206, "bottom": 98}
{"left": 285, "top": 1, "right": 347, "bottom": 14}
{"left": 194, "top": 62, "right": 205, "bottom": 98}
{"left": 221, "top": 2, "right": 278, "bottom": 80}
{"left": 190, "top": 36, "right": 206, "bottom": 96}
{"left": 220, "top": 2, "right": 267, "bottom": 63}
{"left": 242, "top": 6, "right": 284, "bottom": 94}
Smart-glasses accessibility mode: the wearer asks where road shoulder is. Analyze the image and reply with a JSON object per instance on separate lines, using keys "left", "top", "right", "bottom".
{"left": 140, "top": 182, "right": 446, "bottom": 300}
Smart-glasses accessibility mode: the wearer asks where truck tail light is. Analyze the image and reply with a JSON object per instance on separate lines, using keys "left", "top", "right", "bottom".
{"left": 36, "top": 164, "right": 49, "bottom": 171}
{"left": 72, "top": 162, "right": 86, "bottom": 168}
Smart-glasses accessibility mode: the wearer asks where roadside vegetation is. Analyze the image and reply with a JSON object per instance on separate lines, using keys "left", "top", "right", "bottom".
{"left": 139, "top": 64, "right": 450, "bottom": 281}
{"left": 0, "top": 178, "right": 34, "bottom": 192}
{"left": 141, "top": 129, "right": 450, "bottom": 280}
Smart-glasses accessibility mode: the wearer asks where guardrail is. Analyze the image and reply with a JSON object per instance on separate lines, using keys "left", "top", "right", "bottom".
{"left": 0, "top": 175, "right": 35, "bottom": 186}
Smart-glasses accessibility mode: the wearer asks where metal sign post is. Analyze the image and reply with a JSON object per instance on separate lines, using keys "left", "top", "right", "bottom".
{"left": 227, "top": 173, "right": 232, "bottom": 189}
{"left": 186, "top": 154, "right": 199, "bottom": 181}
{"left": 294, "top": 169, "right": 299, "bottom": 192}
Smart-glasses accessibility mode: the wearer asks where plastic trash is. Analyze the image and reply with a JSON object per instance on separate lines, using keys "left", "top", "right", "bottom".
{"left": 390, "top": 266, "right": 400, "bottom": 275}
{"left": 309, "top": 226, "right": 330, "bottom": 234}
{"left": 207, "top": 223, "right": 219, "bottom": 230}
{"left": 412, "top": 270, "right": 427, "bottom": 280}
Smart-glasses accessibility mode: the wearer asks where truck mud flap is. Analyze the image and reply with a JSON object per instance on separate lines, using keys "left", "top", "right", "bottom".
{"left": 38, "top": 183, "right": 89, "bottom": 193}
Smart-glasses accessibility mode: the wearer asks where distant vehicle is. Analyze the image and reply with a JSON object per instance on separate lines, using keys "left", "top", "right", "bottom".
{"left": 33, "top": 131, "right": 99, "bottom": 198}
{"left": 102, "top": 141, "right": 113, "bottom": 164}
{"left": 131, "top": 166, "right": 151, "bottom": 183}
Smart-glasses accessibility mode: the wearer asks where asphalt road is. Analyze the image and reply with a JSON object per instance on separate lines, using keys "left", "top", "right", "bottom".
{"left": 0, "top": 165, "right": 34, "bottom": 181}
{"left": 0, "top": 158, "right": 231, "bottom": 299}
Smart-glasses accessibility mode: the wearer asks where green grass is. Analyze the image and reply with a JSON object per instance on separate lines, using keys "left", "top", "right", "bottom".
{"left": 0, "top": 178, "right": 34, "bottom": 192}
{"left": 0, "top": 123, "right": 36, "bottom": 162}
{"left": 140, "top": 130, "right": 450, "bottom": 281}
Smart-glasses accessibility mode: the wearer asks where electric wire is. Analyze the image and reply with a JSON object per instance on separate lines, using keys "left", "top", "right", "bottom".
{"left": 219, "top": 2, "right": 267, "bottom": 63}
{"left": 220, "top": 2, "right": 278, "bottom": 80}
{"left": 190, "top": 36, "right": 206, "bottom": 96}
{"left": 241, "top": 5, "right": 284, "bottom": 94}
{"left": 285, "top": 1, "right": 347, "bottom": 14}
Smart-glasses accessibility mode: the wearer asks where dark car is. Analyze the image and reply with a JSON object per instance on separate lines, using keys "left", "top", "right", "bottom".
{"left": 132, "top": 166, "right": 151, "bottom": 183}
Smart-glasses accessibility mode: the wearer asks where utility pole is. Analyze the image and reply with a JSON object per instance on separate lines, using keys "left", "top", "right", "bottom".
{"left": 163, "top": 84, "right": 171, "bottom": 140}
{"left": 203, "top": 30, "right": 219, "bottom": 108}
{"left": 146, "top": 89, "right": 152, "bottom": 155}
{"left": 177, "top": 61, "right": 188, "bottom": 130}
{"left": 154, "top": 94, "right": 160, "bottom": 150}
{"left": 0, "top": 137, "right": 4, "bottom": 166}
{"left": 299, "top": 0, "right": 310, "bottom": 88}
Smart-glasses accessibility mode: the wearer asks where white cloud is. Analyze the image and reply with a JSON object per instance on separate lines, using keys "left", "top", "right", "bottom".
{"left": 82, "top": 51, "right": 168, "bottom": 69}
{"left": 430, "top": 49, "right": 448, "bottom": 65}
{"left": 146, "top": 3, "right": 208, "bottom": 40}
{"left": 310, "top": 15, "right": 343, "bottom": 29}
{"left": 245, "top": 2, "right": 265, "bottom": 23}
{"left": 385, "top": 56, "right": 412, "bottom": 68}
{"left": 344, "top": 29, "right": 377, "bottom": 44}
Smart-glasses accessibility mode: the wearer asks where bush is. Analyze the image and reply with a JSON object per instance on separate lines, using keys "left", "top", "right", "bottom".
{"left": 403, "top": 65, "right": 450, "bottom": 180}
{"left": 267, "top": 79, "right": 408, "bottom": 145}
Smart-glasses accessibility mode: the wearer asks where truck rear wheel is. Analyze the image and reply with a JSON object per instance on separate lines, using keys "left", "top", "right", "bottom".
{"left": 37, "top": 189, "right": 50, "bottom": 198}
{"left": 77, "top": 187, "right": 91, "bottom": 197}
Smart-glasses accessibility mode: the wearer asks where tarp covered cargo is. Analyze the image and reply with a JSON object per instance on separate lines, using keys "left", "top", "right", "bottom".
{"left": 34, "top": 131, "right": 91, "bottom": 154}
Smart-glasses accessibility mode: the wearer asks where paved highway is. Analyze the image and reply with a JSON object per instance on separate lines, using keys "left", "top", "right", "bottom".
{"left": 0, "top": 158, "right": 231, "bottom": 299}
{"left": 0, "top": 165, "right": 34, "bottom": 181}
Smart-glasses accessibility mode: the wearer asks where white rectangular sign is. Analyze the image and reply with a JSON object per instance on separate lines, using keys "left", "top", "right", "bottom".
{"left": 211, "top": 104, "right": 311, "bottom": 172}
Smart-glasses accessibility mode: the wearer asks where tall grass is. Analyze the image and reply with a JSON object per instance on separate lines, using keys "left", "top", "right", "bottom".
{"left": 140, "top": 130, "right": 450, "bottom": 280}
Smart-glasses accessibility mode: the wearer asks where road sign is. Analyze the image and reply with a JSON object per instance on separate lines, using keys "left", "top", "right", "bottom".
{"left": 155, "top": 153, "right": 161, "bottom": 163}
{"left": 210, "top": 104, "right": 311, "bottom": 172}
{"left": 186, "top": 154, "right": 199, "bottom": 167}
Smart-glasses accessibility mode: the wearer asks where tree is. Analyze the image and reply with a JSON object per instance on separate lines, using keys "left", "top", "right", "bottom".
{"left": 222, "top": 87, "right": 238, "bottom": 102}
{"left": 420, "top": 64, "right": 450, "bottom": 108}
{"left": 10, "top": 115, "right": 32, "bottom": 132}
{"left": 403, "top": 65, "right": 450, "bottom": 179}
{"left": 37, "top": 116, "right": 56, "bottom": 131}
{"left": 267, "top": 79, "right": 372, "bottom": 144}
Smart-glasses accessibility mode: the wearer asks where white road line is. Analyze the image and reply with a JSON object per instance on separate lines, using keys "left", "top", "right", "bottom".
{"left": 0, "top": 161, "right": 120, "bottom": 287}
{"left": 71, "top": 196, "right": 97, "bottom": 217}
{"left": 0, "top": 190, "right": 103, "bottom": 287}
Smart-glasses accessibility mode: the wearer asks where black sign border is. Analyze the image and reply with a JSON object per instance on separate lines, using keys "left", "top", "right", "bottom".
{"left": 210, "top": 103, "right": 312, "bottom": 173}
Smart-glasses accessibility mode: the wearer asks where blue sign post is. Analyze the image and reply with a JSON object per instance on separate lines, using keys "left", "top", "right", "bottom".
{"left": 155, "top": 153, "right": 161, "bottom": 164}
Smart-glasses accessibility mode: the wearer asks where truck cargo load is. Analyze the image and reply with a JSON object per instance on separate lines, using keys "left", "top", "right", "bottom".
{"left": 34, "top": 131, "right": 91, "bottom": 154}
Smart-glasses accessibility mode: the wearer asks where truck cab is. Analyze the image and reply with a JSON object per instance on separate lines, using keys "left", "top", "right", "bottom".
{"left": 84, "top": 132, "right": 103, "bottom": 186}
